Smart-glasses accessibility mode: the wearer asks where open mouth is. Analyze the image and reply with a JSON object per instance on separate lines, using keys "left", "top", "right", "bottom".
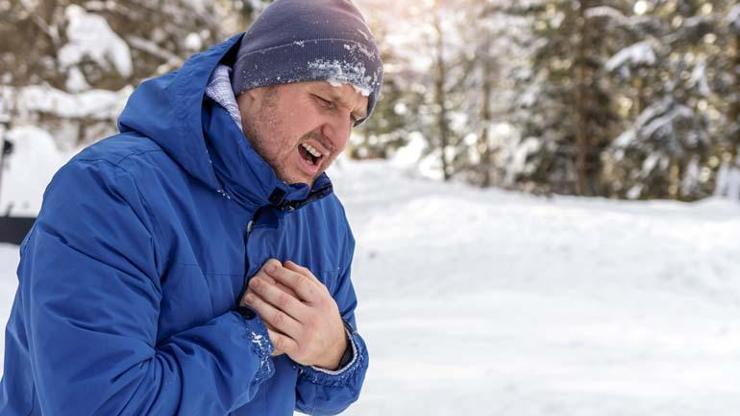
{"left": 299, "top": 143, "right": 324, "bottom": 167}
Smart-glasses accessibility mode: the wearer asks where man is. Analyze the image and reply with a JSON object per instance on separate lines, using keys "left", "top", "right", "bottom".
{"left": 0, "top": 0, "right": 382, "bottom": 414}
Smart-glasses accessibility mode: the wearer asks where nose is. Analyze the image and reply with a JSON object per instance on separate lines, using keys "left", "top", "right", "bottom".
{"left": 321, "top": 112, "right": 353, "bottom": 152}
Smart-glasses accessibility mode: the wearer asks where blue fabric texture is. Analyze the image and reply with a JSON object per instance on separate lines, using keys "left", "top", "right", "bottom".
{"left": 231, "top": 0, "right": 383, "bottom": 125}
{"left": 0, "top": 34, "right": 368, "bottom": 416}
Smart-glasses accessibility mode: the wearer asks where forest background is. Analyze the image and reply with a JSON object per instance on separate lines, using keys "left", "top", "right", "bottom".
{"left": 0, "top": 0, "right": 738, "bottom": 211}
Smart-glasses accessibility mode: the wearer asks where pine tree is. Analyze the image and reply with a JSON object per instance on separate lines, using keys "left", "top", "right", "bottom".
{"left": 603, "top": 0, "right": 735, "bottom": 200}
{"left": 510, "top": 0, "right": 624, "bottom": 196}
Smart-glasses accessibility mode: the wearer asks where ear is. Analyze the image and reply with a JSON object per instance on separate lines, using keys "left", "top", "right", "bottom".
{"left": 237, "top": 89, "right": 264, "bottom": 119}
{"left": 237, "top": 88, "right": 259, "bottom": 106}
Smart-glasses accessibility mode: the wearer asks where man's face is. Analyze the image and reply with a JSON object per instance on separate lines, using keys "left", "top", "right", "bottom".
{"left": 237, "top": 81, "right": 369, "bottom": 186}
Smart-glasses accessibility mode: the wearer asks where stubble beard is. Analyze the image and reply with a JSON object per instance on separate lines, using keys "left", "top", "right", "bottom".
{"left": 243, "top": 108, "right": 313, "bottom": 186}
{"left": 242, "top": 89, "right": 334, "bottom": 187}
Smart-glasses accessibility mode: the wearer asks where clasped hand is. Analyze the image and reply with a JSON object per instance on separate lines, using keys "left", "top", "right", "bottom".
{"left": 240, "top": 259, "right": 347, "bottom": 370}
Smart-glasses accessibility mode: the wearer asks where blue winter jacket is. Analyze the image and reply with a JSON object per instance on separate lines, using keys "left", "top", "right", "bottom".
{"left": 0, "top": 35, "right": 368, "bottom": 415}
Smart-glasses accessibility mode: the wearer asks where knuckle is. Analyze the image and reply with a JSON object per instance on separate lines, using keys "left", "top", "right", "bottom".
{"left": 301, "top": 280, "right": 316, "bottom": 295}
{"left": 276, "top": 292, "right": 291, "bottom": 308}
{"left": 305, "top": 316, "right": 319, "bottom": 331}
{"left": 296, "top": 274, "right": 309, "bottom": 284}
{"left": 293, "top": 342, "right": 306, "bottom": 356}
{"left": 272, "top": 311, "right": 285, "bottom": 326}
{"left": 314, "top": 295, "right": 330, "bottom": 309}
{"left": 262, "top": 259, "right": 279, "bottom": 273}
{"left": 273, "top": 337, "right": 286, "bottom": 351}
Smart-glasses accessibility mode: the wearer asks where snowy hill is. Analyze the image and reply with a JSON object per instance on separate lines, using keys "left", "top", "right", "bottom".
{"left": 2, "top": 159, "right": 740, "bottom": 415}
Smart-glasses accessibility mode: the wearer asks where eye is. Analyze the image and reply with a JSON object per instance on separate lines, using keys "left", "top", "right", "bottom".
{"left": 313, "top": 95, "right": 334, "bottom": 109}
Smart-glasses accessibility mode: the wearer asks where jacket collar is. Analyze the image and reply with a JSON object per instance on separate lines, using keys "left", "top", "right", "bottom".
{"left": 202, "top": 94, "right": 333, "bottom": 212}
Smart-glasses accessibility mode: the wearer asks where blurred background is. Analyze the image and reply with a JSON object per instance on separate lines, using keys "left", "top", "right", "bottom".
{"left": 1, "top": 0, "right": 740, "bottom": 415}
{"left": 0, "top": 0, "right": 738, "bottom": 215}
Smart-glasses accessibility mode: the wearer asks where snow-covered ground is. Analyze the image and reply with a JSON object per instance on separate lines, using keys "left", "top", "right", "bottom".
{"left": 2, "top": 159, "right": 740, "bottom": 415}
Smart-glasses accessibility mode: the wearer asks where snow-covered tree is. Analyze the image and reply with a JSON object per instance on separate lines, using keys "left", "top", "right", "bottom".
{"left": 439, "top": 0, "right": 535, "bottom": 188}
{"left": 350, "top": 11, "right": 422, "bottom": 160}
{"left": 603, "top": 0, "right": 737, "bottom": 200}
{"left": 508, "top": 0, "right": 626, "bottom": 196}
{"left": 0, "top": 0, "right": 232, "bottom": 150}
{"left": 0, "top": 0, "right": 275, "bottom": 150}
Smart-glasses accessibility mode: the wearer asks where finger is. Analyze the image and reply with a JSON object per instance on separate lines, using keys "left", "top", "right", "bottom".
{"left": 254, "top": 269, "right": 299, "bottom": 298}
{"left": 248, "top": 276, "right": 307, "bottom": 320}
{"left": 242, "top": 278, "right": 298, "bottom": 308}
{"left": 263, "top": 322, "right": 285, "bottom": 357}
{"left": 284, "top": 261, "right": 323, "bottom": 286}
{"left": 266, "top": 328, "right": 298, "bottom": 356}
{"left": 259, "top": 260, "right": 304, "bottom": 295}
{"left": 260, "top": 258, "right": 283, "bottom": 277}
{"left": 242, "top": 271, "right": 276, "bottom": 305}
{"left": 263, "top": 261, "right": 319, "bottom": 302}
{"left": 262, "top": 322, "right": 284, "bottom": 356}
{"left": 243, "top": 290, "right": 303, "bottom": 338}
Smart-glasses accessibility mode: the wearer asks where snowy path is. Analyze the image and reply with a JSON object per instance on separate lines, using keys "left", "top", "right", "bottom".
{"left": 2, "top": 160, "right": 740, "bottom": 415}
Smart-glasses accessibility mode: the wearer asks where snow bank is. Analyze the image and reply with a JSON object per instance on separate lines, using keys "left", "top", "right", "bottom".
{"left": 0, "top": 126, "right": 75, "bottom": 216}
{"left": 0, "top": 84, "right": 131, "bottom": 120}
{"left": 0, "top": 244, "right": 19, "bottom": 368}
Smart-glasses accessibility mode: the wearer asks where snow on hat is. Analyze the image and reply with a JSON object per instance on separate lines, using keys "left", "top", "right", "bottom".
{"left": 231, "top": 0, "right": 383, "bottom": 125}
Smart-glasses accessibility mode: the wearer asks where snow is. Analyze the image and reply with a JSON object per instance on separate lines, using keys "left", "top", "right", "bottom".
{"left": 184, "top": 33, "right": 203, "bottom": 51}
{"left": 681, "top": 156, "right": 700, "bottom": 196}
{"left": 0, "top": 244, "right": 18, "bottom": 368}
{"left": 308, "top": 58, "right": 379, "bottom": 96}
{"left": 730, "top": 5, "right": 740, "bottom": 32}
{"left": 58, "top": 5, "right": 133, "bottom": 79}
{"left": 641, "top": 152, "right": 661, "bottom": 176}
{"left": 326, "top": 79, "right": 372, "bottom": 97}
{"left": 688, "top": 60, "right": 710, "bottom": 96}
{"left": 613, "top": 128, "right": 636, "bottom": 149}
{"left": 390, "top": 131, "right": 427, "bottom": 169}
{"left": 640, "top": 102, "right": 694, "bottom": 144}
{"left": 182, "top": 0, "right": 207, "bottom": 14}
{"left": 505, "top": 136, "right": 541, "bottom": 182}
{"left": 585, "top": 6, "right": 629, "bottom": 26}
{"left": 329, "top": 160, "right": 740, "bottom": 415}
{"left": 0, "top": 126, "right": 75, "bottom": 216}
{"left": 0, "top": 84, "right": 132, "bottom": 120}
{"left": 65, "top": 66, "right": 91, "bottom": 93}
{"left": 605, "top": 42, "right": 657, "bottom": 78}
{"left": 715, "top": 159, "right": 740, "bottom": 201}
{"left": 2, "top": 160, "right": 740, "bottom": 414}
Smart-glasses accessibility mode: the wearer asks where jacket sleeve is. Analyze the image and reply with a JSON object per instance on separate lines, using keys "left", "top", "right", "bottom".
{"left": 294, "top": 227, "right": 369, "bottom": 416}
{"left": 20, "top": 159, "right": 274, "bottom": 415}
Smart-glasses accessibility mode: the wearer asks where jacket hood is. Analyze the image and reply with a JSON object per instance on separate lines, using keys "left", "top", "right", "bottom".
{"left": 117, "top": 35, "right": 332, "bottom": 211}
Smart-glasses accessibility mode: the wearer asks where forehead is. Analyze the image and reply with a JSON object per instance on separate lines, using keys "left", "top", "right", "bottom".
{"left": 293, "top": 81, "right": 369, "bottom": 111}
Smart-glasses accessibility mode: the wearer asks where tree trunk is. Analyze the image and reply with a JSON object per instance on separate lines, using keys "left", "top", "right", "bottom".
{"left": 479, "top": 54, "right": 493, "bottom": 188}
{"left": 574, "top": 0, "right": 593, "bottom": 196}
{"left": 433, "top": 2, "right": 451, "bottom": 181}
{"left": 730, "top": 30, "right": 739, "bottom": 164}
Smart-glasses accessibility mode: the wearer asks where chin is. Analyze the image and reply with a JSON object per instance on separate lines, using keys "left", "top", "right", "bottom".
{"left": 278, "top": 170, "right": 314, "bottom": 186}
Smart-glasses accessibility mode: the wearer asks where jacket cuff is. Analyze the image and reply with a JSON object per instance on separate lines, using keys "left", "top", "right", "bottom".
{"left": 301, "top": 322, "right": 366, "bottom": 385}
{"left": 232, "top": 308, "right": 275, "bottom": 384}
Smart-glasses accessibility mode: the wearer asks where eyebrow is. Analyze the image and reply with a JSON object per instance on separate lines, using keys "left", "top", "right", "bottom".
{"left": 318, "top": 86, "right": 368, "bottom": 120}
